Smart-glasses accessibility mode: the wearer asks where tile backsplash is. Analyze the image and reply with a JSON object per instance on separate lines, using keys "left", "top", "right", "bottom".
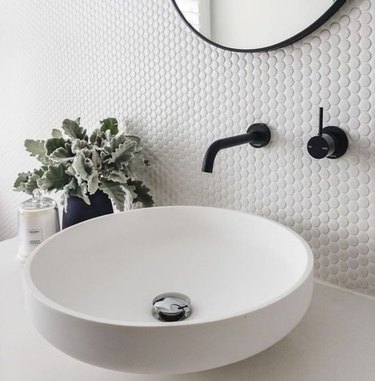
{"left": 0, "top": 0, "right": 374, "bottom": 294}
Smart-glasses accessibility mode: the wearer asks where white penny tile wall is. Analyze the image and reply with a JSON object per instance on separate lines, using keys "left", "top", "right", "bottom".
{"left": 0, "top": 0, "right": 374, "bottom": 294}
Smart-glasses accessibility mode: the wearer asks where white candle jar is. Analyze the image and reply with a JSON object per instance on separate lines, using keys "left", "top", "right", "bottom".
{"left": 18, "top": 190, "right": 60, "bottom": 261}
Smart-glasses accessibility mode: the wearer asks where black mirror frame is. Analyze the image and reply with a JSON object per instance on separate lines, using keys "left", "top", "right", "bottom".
{"left": 171, "top": 0, "right": 347, "bottom": 53}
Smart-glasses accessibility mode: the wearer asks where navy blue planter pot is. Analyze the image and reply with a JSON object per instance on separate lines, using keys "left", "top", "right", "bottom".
{"left": 62, "top": 190, "right": 113, "bottom": 229}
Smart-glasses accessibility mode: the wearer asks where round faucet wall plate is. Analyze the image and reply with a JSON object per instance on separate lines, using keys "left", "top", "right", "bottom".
{"left": 247, "top": 123, "right": 271, "bottom": 148}
{"left": 322, "top": 126, "right": 349, "bottom": 159}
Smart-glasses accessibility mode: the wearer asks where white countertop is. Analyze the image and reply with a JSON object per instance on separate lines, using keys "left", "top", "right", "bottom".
{"left": 1, "top": 237, "right": 375, "bottom": 381}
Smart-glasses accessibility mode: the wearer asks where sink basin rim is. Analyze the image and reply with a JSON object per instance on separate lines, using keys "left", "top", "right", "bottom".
{"left": 24, "top": 206, "right": 314, "bottom": 328}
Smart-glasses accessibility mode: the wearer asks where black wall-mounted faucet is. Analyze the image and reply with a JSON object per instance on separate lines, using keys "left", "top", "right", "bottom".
{"left": 202, "top": 123, "right": 271, "bottom": 173}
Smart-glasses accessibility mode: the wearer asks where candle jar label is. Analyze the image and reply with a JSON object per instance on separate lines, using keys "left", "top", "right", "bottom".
{"left": 27, "top": 228, "right": 43, "bottom": 246}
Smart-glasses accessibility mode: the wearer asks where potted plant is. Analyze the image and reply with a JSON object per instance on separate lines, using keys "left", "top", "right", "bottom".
{"left": 14, "top": 118, "right": 153, "bottom": 228}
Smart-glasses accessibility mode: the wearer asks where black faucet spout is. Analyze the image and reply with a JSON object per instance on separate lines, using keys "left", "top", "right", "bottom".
{"left": 201, "top": 123, "right": 270, "bottom": 173}
{"left": 202, "top": 132, "right": 257, "bottom": 173}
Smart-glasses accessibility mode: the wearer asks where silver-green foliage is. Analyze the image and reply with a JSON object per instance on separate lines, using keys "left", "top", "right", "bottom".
{"left": 14, "top": 118, "right": 153, "bottom": 211}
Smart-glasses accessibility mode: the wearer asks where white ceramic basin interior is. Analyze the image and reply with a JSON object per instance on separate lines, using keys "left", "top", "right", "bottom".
{"left": 24, "top": 206, "right": 314, "bottom": 374}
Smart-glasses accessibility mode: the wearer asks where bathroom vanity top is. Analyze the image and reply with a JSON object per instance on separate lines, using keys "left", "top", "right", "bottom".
{"left": 1, "top": 237, "right": 375, "bottom": 381}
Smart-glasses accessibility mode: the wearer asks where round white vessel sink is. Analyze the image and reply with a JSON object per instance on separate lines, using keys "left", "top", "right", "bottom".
{"left": 24, "top": 206, "right": 314, "bottom": 374}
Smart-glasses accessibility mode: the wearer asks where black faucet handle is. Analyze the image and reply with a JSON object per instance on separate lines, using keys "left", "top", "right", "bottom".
{"left": 307, "top": 107, "right": 348, "bottom": 159}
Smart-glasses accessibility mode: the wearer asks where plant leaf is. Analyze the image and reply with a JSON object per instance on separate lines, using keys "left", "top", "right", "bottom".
{"left": 71, "top": 152, "right": 93, "bottom": 181}
{"left": 14, "top": 172, "right": 31, "bottom": 191}
{"left": 102, "top": 133, "right": 126, "bottom": 154}
{"left": 62, "top": 118, "right": 88, "bottom": 140}
{"left": 49, "top": 147, "right": 73, "bottom": 162}
{"left": 99, "top": 180, "right": 126, "bottom": 211}
{"left": 14, "top": 169, "right": 46, "bottom": 195}
{"left": 106, "top": 170, "right": 127, "bottom": 183}
{"left": 91, "top": 148, "right": 100, "bottom": 168}
{"left": 45, "top": 137, "right": 67, "bottom": 155}
{"left": 126, "top": 134, "right": 141, "bottom": 147}
{"left": 87, "top": 172, "right": 99, "bottom": 194}
{"left": 108, "top": 140, "right": 137, "bottom": 167}
{"left": 100, "top": 118, "right": 119, "bottom": 135}
{"left": 127, "top": 152, "right": 149, "bottom": 178}
{"left": 37, "top": 164, "right": 70, "bottom": 191}
{"left": 61, "top": 177, "right": 91, "bottom": 206}
{"left": 24, "top": 139, "right": 46, "bottom": 163}
{"left": 62, "top": 177, "right": 77, "bottom": 194}
{"left": 61, "top": 178, "right": 76, "bottom": 210}
{"left": 70, "top": 181, "right": 90, "bottom": 205}
{"left": 24, "top": 168, "right": 45, "bottom": 194}
{"left": 89, "top": 128, "right": 102, "bottom": 145}
{"left": 71, "top": 139, "right": 89, "bottom": 153}
{"left": 51, "top": 129, "right": 63, "bottom": 138}
{"left": 127, "top": 180, "right": 154, "bottom": 207}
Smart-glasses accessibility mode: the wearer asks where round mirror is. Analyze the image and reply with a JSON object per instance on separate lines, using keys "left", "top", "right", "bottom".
{"left": 172, "top": 0, "right": 346, "bottom": 52}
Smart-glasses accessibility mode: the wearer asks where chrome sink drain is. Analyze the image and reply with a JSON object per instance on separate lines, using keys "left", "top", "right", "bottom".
{"left": 152, "top": 293, "right": 192, "bottom": 322}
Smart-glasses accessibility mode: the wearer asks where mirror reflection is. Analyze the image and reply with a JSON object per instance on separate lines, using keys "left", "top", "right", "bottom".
{"left": 174, "top": 0, "right": 343, "bottom": 51}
